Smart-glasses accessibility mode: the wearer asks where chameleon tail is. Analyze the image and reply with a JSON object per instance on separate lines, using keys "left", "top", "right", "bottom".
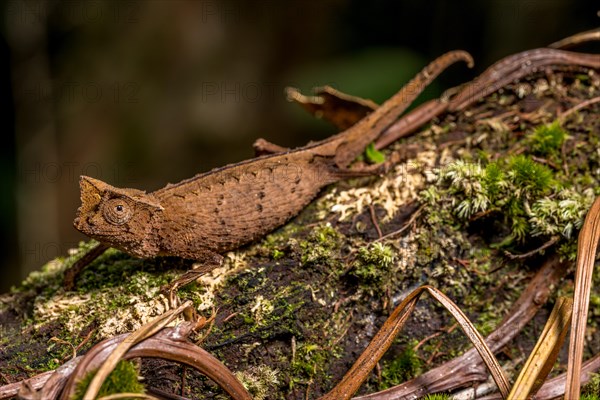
{"left": 333, "top": 50, "right": 474, "bottom": 168}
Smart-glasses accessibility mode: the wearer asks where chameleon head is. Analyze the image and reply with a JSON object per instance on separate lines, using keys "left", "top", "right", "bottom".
{"left": 74, "top": 176, "right": 164, "bottom": 257}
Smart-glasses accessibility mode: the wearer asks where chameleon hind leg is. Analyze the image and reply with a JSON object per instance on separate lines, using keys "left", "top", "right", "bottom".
{"left": 253, "top": 86, "right": 378, "bottom": 156}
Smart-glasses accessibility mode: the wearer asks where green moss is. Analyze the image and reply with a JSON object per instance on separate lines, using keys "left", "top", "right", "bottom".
{"left": 299, "top": 223, "right": 343, "bottom": 267}
{"left": 235, "top": 365, "right": 280, "bottom": 400}
{"left": 72, "top": 360, "right": 145, "bottom": 400}
{"left": 351, "top": 243, "right": 395, "bottom": 286}
{"left": 528, "top": 120, "right": 567, "bottom": 157}
{"left": 421, "top": 152, "right": 594, "bottom": 251}
{"left": 507, "top": 155, "right": 555, "bottom": 196}
{"left": 271, "top": 249, "right": 285, "bottom": 260}
{"left": 421, "top": 394, "right": 452, "bottom": 400}
{"left": 379, "top": 340, "right": 422, "bottom": 390}
{"left": 475, "top": 307, "right": 502, "bottom": 337}
{"left": 582, "top": 373, "right": 600, "bottom": 398}
{"left": 529, "top": 188, "right": 595, "bottom": 239}
{"left": 582, "top": 395, "right": 600, "bottom": 400}
{"left": 290, "top": 342, "right": 330, "bottom": 388}
{"left": 257, "top": 223, "right": 303, "bottom": 261}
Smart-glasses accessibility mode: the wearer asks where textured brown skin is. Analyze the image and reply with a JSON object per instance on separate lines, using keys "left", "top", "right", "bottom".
{"left": 73, "top": 51, "right": 473, "bottom": 271}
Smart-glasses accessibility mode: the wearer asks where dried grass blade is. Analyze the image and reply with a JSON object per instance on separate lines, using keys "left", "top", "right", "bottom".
{"left": 425, "top": 287, "right": 510, "bottom": 398}
{"left": 507, "top": 297, "right": 573, "bottom": 399}
{"left": 320, "top": 287, "right": 423, "bottom": 400}
{"left": 97, "top": 394, "right": 160, "bottom": 400}
{"left": 321, "top": 285, "right": 510, "bottom": 400}
{"left": 353, "top": 256, "right": 567, "bottom": 399}
{"left": 81, "top": 301, "right": 192, "bottom": 400}
{"left": 565, "top": 197, "right": 600, "bottom": 400}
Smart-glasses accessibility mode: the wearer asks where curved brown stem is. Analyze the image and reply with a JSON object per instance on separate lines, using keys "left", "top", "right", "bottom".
{"left": 377, "top": 49, "right": 600, "bottom": 151}
{"left": 321, "top": 285, "right": 510, "bottom": 400}
{"left": 352, "top": 254, "right": 567, "bottom": 399}
{"left": 59, "top": 325, "right": 251, "bottom": 400}
{"left": 548, "top": 27, "right": 600, "bottom": 49}
{"left": 448, "top": 49, "right": 600, "bottom": 112}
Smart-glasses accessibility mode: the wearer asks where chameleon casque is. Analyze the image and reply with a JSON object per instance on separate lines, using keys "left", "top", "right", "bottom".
{"left": 70, "top": 51, "right": 473, "bottom": 290}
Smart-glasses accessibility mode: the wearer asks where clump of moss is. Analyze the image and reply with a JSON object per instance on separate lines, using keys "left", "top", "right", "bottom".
{"left": 421, "top": 394, "right": 452, "bottom": 400}
{"left": 529, "top": 188, "right": 595, "bottom": 238}
{"left": 290, "top": 342, "right": 330, "bottom": 389}
{"left": 420, "top": 151, "right": 595, "bottom": 254}
{"left": 582, "top": 373, "right": 600, "bottom": 399}
{"left": 299, "top": 223, "right": 342, "bottom": 267}
{"left": 72, "top": 360, "right": 145, "bottom": 400}
{"left": 528, "top": 120, "right": 567, "bottom": 157}
{"left": 351, "top": 243, "right": 395, "bottom": 286}
{"left": 508, "top": 155, "right": 555, "bottom": 196}
{"left": 379, "top": 340, "right": 422, "bottom": 390}
{"left": 235, "top": 365, "right": 280, "bottom": 400}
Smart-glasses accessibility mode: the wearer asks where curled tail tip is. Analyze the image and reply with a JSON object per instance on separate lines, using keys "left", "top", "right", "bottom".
{"left": 285, "top": 86, "right": 301, "bottom": 101}
{"left": 456, "top": 50, "right": 475, "bottom": 68}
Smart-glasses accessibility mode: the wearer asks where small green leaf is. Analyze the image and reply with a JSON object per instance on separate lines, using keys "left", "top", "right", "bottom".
{"left": 365, "top": 143, "right": 385, "bottom": 164}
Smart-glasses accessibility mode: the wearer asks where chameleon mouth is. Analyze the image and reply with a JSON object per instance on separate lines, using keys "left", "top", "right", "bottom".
{"left": 73, "top": 216, "right": 82, "bottom": 230}
{"left": 73, "top": 215, "right": 97, "bottom": 235}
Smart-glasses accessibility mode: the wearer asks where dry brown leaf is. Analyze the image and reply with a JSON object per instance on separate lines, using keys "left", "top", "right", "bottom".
{"left": 565, "top": 196, "right": 600, "bottom": 399}
{"left": 508, "top": 297, "right": 573, "bottom": 399}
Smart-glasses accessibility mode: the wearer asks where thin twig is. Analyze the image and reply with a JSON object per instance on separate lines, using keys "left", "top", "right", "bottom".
{"left": 548, "top": 27, "right": 600, "bottom": 49}
{"left": 504, "top": 236, "right": 560, "bottom": 260}
{"left": 558, "top": 96, "right": 600, "bottom": 123}
{"left": 368, "top": 204, "right": 383, "bottom": 239}
{"left": 374, "top": 204, "right": 424, "bottom": 242}
{"left": 74, "top": 329, "right": 96, "bottom": 354}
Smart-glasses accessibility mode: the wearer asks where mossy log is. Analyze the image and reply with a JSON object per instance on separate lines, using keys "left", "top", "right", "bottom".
{"left": 1, "top": 67, "right": 600, "bottom": 399}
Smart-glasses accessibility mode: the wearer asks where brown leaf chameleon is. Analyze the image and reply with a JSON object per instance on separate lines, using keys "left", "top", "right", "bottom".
{"left": 67, "top": 51, "right": 473, "bottom": 292}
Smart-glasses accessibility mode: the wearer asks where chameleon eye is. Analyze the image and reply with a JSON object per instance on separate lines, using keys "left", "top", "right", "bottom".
{"left": 102, "top": 197, "right": 133, "bottom": 225}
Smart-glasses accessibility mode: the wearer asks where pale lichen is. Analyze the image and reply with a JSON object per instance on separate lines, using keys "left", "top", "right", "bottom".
{"left": 319, "top": 144, "right": 438, "bottom": 221}
{"left": 235, "top": 365, "right": 280, "bottom": 400}
{"left": 529, "top": 188, "right": 596, "bottom": 238}
{"left": 194, "top": 251, "right": 248, "bottom": 311}
{"left": 248, "top": 295, "right": 275, "bottom": 327}
{"left": 32, "top": 272, "right": 172, "bottom": 339}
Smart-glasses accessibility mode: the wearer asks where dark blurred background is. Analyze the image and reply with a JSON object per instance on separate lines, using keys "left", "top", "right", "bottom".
{"left": 1, "top": 0, "right": 598, "bottom": 291}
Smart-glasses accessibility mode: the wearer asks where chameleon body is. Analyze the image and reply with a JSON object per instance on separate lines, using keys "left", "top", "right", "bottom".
{"left": 73, "top": 51, "right": 473, "bottom": 280}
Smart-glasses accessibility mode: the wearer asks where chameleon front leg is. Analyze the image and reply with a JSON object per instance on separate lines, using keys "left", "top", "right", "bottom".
{"left": 63, "top": 242, "right": 109, "bottom": 290}
{"left": 253, "top": 138, "right": 290, "bottom": 156}
{"left": 166, "top": 250, "right": 224, "bottom": 307}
